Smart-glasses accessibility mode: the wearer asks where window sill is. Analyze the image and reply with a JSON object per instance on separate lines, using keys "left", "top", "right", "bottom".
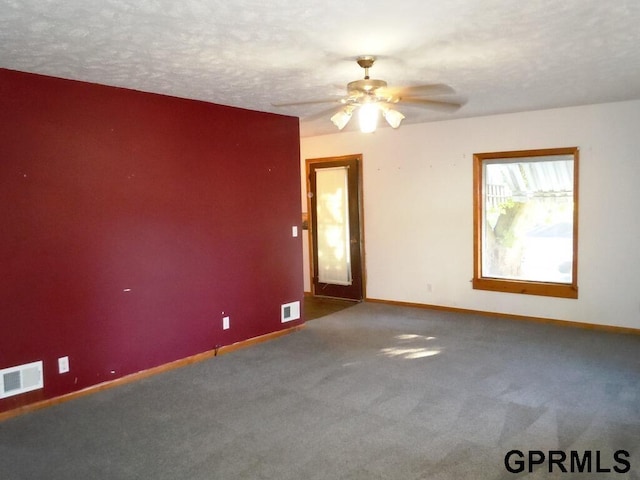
{"left": 473, "top": 277, "right": 578, "bottom": 299}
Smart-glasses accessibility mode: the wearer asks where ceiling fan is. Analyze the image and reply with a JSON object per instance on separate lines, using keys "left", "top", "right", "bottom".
{"left": 273, "top": 56, "right": 464, "bottom": 133}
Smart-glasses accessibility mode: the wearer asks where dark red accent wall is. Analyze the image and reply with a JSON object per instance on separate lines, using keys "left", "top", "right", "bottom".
{"left": 0, "top": 69, "right": 303, "bottom": 413}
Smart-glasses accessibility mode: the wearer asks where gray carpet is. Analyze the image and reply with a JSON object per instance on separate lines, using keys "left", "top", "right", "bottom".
{"left": 1, "top": 302, "right": 639, "bottom": 479}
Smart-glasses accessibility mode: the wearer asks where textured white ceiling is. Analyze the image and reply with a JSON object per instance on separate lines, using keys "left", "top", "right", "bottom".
{"left": 2, "top": 0, "right": 640, "bottom": 136}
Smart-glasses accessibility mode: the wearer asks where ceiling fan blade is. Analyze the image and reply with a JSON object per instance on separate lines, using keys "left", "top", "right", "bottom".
{"left": 301, "top": 104, "right": 347, "bottom": 122}
{"left": 271, "top": 97, "right": 342, "bottom": 107}
{"left": 399, "top": 97, "right": 464, "bottom": 112}
{"left": 383, "top": 83, "right": 456, "bottom": 98}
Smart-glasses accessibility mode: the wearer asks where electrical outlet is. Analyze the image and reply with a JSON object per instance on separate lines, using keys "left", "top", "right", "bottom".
{"left": 58, "top": 356, "right": 70, "bottom": 374}
{"left": 223, "top": 316, "right": 230, "bottom": 330}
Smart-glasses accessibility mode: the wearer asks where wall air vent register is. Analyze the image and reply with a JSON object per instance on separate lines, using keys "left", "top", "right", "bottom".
{"left": 281, "top": 301, "right": 301, "bottom": 323}
{"left": 0, "top": 361, "right": 44, "bottom": 399}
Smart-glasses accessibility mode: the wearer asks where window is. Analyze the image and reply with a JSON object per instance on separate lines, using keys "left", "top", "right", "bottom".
{"left": 473, "top": 147, "right": 579, "bottom": 298}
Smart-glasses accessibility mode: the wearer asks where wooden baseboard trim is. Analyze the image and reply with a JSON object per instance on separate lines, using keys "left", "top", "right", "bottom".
{"left": 365, "top": 298, "right": 640, "bottom": 336}
{"left": 0, "top": 324, "right": 304, "bottom": 423}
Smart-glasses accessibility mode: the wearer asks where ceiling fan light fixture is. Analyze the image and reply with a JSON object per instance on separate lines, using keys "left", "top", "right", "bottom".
{"left": 358, "top": 102, "right": 379, "bottom": 133}
{"left": 331, "top": 107, "right": 353, "bottom": 130}
{"left": 382, "top": 107, "right": 405, "bottom": 129}
{"left": 271, "top": 56, "right": 462, "bottom": 134}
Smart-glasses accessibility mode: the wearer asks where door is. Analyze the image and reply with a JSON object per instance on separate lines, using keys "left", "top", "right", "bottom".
{"left": 307, "top": 155, "right": 364, "bottom": 300}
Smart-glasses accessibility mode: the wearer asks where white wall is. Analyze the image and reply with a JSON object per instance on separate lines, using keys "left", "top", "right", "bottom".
{"left": 300, "top": 100, "right": 640, "bottom": 329}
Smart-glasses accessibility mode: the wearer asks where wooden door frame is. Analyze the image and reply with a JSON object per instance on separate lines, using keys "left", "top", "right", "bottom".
{"left": 305, "top": 154, "right": 366, "bottom": 300}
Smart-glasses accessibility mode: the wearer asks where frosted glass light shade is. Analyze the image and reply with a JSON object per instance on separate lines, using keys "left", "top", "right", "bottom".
{"left": 330, "top": 104, "right": 404, "bottom": 132}
{"left": 358, "top": 103, "right": 379, "bottom": 133}
{"left": 331, "top": 108, "right": 353, "bottom": 130}
{"left": 383, "top": 108, "right": 405, "bottom": 128}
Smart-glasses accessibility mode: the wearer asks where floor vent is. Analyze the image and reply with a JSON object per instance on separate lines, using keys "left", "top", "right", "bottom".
{"left": 281, "top": 301, "right": 301, "bottom": 323}
{"left": 0, "top": 361, "right": 44, "bottom": 399}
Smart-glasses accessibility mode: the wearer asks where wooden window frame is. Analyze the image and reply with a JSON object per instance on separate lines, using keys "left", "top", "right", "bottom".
{"left": 473, "top": 147, "right": 579, "bottom": 299}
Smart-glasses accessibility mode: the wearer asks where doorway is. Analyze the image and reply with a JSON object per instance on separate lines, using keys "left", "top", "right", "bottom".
{"left": 306, "top": 154, "right": 364, "bottom": 301}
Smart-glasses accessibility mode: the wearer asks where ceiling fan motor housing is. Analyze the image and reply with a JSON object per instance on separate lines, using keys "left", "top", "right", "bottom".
{"left": 347, "top": 78, "right": 388, "bottom": 95}
{"left": 347, "top": 56, "right": 394, "bottom": 102}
